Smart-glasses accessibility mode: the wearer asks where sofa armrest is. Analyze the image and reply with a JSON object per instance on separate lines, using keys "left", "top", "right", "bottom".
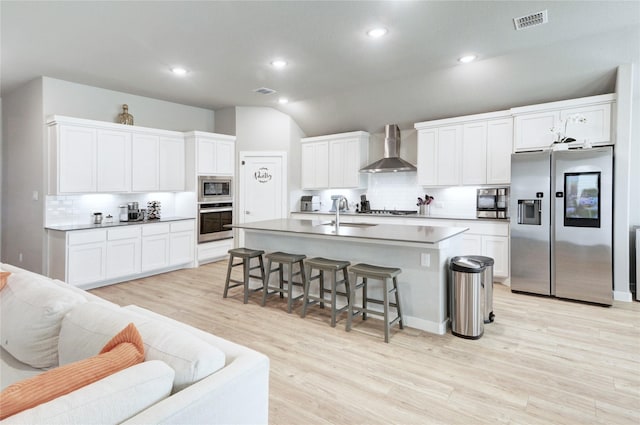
{"left": 120, "top": 305, "right": 270, "bottom": 425}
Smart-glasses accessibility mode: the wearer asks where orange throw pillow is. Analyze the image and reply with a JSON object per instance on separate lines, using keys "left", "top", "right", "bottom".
{"left": 0, "top": 322, "right": 145, "bottom": 420}
{"left": 0, "top": 271, "right": 10, "bottom": 291}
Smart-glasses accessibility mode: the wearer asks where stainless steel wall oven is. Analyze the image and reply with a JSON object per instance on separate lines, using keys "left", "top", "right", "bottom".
{"left": 198, "top": 176, "right": 232, "bottom": 203}
{"left": 198, "top": 202, "right": 233, "bottom": 243}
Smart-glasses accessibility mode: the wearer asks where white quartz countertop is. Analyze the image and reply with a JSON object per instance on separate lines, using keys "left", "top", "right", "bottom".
{"left": 46, "top": 217, "right": 194, "bottom": 232}
{"left": 231, "top": 218, "right": 468, "bottom": 245}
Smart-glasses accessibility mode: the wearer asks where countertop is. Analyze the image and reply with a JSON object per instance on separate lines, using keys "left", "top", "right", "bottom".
{"left": 291, "top": 211, "right": 509, "bottom": 222}
{"left": 231, "top": 218, "right": 468, "bottom": 245}
{"left": 45, "top": 216, "right": 194, "bottom": 232}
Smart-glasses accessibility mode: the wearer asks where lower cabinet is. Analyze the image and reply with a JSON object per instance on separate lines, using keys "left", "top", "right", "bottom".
{"left": 456, "top": 221, "right": 510, "bottom": 279}
{"left": 48, "top": 219, "right": 195, "bottom": 288}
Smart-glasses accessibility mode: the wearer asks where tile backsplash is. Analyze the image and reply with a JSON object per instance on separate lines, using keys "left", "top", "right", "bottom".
{"left": 46, "top": 192, "right": 196, "bottom": 226}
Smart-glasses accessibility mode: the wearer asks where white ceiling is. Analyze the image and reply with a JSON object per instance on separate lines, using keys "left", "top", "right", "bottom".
{"left": 2, "top": 1, "right": 639, "bottom": 136}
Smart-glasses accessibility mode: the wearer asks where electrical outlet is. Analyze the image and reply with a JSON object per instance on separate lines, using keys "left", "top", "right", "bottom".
{"left": 420, "top": 253, "right": 430, "bottom": 267}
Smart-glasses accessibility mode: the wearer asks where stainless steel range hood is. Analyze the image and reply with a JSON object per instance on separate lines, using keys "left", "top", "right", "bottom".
{"left": 360, "top": 124, "right": 417, "bottom": 173}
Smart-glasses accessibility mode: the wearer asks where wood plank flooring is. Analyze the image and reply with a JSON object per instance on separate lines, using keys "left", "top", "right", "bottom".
{"left": 91, "top": 261, "right": 640, "bottom": 424}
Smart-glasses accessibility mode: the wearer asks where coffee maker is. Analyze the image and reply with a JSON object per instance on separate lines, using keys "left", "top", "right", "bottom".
{"left": 127, "top": 202, "right": 144, "bottom": 221}
{"left": 300, "top": 195, "right": 320, "bottom": 211}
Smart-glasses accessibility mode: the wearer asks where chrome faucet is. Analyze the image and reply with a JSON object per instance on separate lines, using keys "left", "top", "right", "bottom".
{"left": 330, "top": 195, "right": 342, "bottom": 230}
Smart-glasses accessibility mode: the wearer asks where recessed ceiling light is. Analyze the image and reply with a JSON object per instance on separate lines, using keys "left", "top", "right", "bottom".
{"left": 458, "top": 55, "right": 477, "bottom": 64}
{"left": 170, "top": 67, "right": 188, "bottom": 75}
{"left": 367, "top": 28, "right": 388, "bottom": 38}
{"left": 271, "top": 60, "right": 288, "bottom": 69}
{"left": 278, "top": 98, "right": 289, "bottom": 104}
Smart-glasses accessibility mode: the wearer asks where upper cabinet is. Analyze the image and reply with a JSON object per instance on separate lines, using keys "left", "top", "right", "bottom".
{"left": 300, "top": 131, "right": 368, "bottom": 190}
{"left": 47, "top": 116, "right": 186, "bottom": 195}
{"left": 511, "top": 94, "right": 615, "bottom": 152}
{"left": 415, "top": 111, "right": 512, "bottom": 186}
{"left": 185, "top": 132, "right": 235, "bottom": 176}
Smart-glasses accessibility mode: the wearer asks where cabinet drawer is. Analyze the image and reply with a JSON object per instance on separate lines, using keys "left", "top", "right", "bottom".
{"left": 68, "top": 230, "right": 106, "bottom": 245}
{"left": 457, "top": 220, "right": 509, "bottom": 236}
{"left": 170, "top": 220, "right": 194, "bottom": 233}
{"left": 108, "top": 226, "right": 140, "bottom": 240}
{"left": 142, "top": 223, "right": 171, "bottom": 236}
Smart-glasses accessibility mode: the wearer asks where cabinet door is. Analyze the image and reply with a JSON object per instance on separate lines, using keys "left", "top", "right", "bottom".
{"left": 338, "top": 139, "right": 361, "bottom": 188}
{"left": 417, "top": 129, "right": 437, "bottom": 186}
{"left": 97, "top": 129, "right": 131, "bottom": 192}
{"left": 197, "top": 138, "right": 217, "bottom": 175}
{"left": 560, "top": 103, "right": 611, "bottom": 145}
{"left": 68, "top": 242, "right": 106, "bottom": 286}
{"left": 58, "top": 125, "right": 97, "bottom": 193}
{"left": 461, "top": 122, "right": 487, "bottom": 185}
{"left": 486, "top": 119, "right": 513, "bottom": 184}
{"left": 514, "top": 111, "right": 559, "bottom": 152}
{"left": 106, "top": 238, "right": 141, "bottom": 279}
{"left": 482, "top": 235, "right": 509, "bottom": 278}
{"left": 132, "top": 134, "right": 159, "bottom": 191}
{"left": 460, "top": 234, "right": 482, "bottom": 255}
{"left": 301, "top": 142, "right": 328, "bottom": 189}
{"left": 170, "top": 231, "right": 194, "bottom": 266}
{"left": 436, "top": 125, "right": 462, "bottom": 186}
{"left": 215, "top": 140, "right": 235, "bottom": 175}
{"left": 141, "top": 234, "right": 170, "bottom": 272}
{"left": 159, "top": 136, "right": 185, "bottom": 191}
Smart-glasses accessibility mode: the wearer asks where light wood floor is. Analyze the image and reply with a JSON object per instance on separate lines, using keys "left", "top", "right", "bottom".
{"left": 91, "top": 261, "right": 640, "bottom": 425}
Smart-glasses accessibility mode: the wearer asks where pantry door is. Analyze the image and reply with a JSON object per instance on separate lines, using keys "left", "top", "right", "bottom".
{"left": 238, "top": 151, "right": 287, "bottom": 245}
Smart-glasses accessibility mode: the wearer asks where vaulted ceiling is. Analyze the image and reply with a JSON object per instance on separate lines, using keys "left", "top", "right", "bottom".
{"left": 2, "top": 1, "right": 639, "bottom": 136}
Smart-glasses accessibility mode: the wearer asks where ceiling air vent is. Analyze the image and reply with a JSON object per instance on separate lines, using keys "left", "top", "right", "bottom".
{"left": 253, "top": 87, "right": 277, "bottom": 95}
{"left": 513, "top": 10, "right": 548, "bottom": 30}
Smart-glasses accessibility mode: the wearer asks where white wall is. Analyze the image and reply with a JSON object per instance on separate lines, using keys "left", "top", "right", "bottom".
{"left": 1, "top": 79, "right": 45, "bottom": 272}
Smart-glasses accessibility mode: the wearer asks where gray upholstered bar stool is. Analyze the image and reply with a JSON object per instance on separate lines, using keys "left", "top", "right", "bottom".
{"left": 346, "top": 263, "right": 404, "bottom": 342}
{"left": 223, "top": 248, "right": 266, "bottom": 304}
{"left": 302, "top": 257, "right": 351, "bottom": 327}
{"left": 261, "top": 252, "right": 307, "bottom": 313}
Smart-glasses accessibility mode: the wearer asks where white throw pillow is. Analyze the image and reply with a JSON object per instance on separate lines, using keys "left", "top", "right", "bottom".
{"left": 59, "top": 302, "right": 226, "bottom": 392}
{"left": 1, "top": 360, "right": 174, "bottom": 424}
{"left": 0, "top": 272, "right": 86, "bottom": 368}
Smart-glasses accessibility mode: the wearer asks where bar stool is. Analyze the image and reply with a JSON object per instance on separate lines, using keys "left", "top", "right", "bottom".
{"left": 223, "top": 248, "right": 266, "bottom": 304}
{"left": 347, "top": 263, "right": 404, "bottom": 342}
{"left": 262, "top": 252, "right": 307, "bottom": 313}
{"left": 302, "top": 257, "right": 351, "bottom": 327}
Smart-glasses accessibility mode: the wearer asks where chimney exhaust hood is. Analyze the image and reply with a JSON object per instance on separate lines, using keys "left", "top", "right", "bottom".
{"left": 360, "top": 124, "right": 417, "bottom": 173}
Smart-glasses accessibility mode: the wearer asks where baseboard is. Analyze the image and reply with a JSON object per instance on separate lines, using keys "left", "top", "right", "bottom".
{"left": 613, "top": 290, "right": 633, "bottom": 302}
{"left": 404, "top": 315, "right": 448, "bottom": 335}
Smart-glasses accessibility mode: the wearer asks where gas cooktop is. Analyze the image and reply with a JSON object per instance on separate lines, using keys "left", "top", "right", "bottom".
{"left": 357, "top": 209, "right": 417, "bottom": 216}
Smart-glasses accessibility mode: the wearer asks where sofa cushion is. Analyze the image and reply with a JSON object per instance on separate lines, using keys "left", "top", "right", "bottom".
{"left": 59, "top": 302, "right": 226, "bottom": 392}
{"left": 1, "top": 360, "right": 174, "bottom": 425}
{"left": 0, "top": 323, "right": 145, "bottom": 420}
{"left": 0, "top": 271, "right": 86, "bottom": 368}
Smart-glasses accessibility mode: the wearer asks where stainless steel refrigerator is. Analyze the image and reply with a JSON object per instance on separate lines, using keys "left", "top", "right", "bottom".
{"left": 510, "top": 146, "right": 613, "bottom": 305}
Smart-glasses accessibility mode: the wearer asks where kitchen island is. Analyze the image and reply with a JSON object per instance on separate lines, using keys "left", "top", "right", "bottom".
{"left": 232, "top": 218, "right": 468, "bottom": 334}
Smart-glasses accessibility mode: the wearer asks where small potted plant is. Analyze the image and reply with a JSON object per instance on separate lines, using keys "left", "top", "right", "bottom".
{"left": 417, "top": 194, "right": 434, "bottom": 215}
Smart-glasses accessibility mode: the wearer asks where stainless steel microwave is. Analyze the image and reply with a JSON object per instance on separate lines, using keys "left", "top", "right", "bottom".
{"left": 198, "top": 176, "right": 233, "bottom": 203}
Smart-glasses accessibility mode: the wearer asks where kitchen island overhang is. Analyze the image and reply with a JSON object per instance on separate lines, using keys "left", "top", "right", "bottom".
{"left": 231, "top": 219, "right": 468, "bottom": 335}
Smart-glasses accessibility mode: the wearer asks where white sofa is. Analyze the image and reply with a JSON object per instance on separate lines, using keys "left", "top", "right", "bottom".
{"left": 0, "top": 263, "right": 269, "bottom": 424}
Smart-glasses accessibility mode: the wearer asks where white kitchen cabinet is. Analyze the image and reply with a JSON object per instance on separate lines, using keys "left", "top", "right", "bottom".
{"left": 456, "top": 220, "right": 510, "bottom": 279}
{"left": 461, "top": 122, "right": 487, "bottom": 185}
{"left": 486, "top": 119, "right": 513, "bottom": 184}
{"left": 53, "top": 124, "right": 98, "bottom": 194}
{"left": 186, "top": 132, "right": 235, "bottom": 176}
{"left": 512, "top": 94, "right": 614, "bottom": 152}
{"left": 132, "top": 134, "right": 185, "bottom": 192}
{"left": 97, "top": 129, "right": 131, "bottom": 192}
{"left": 460, "top": 233, "right": 482, "bottom": 255}
{"left": 66, "top": 230, "right": 107, "bottom": 286}
{"left": 106, "top": 227, "right": 141, "bottom": 279}
{"left": 169, "top": 221, "right": 195, "bottom": 266}
{"left": 416, "top": 112, "right": 512, "bottom": 186}
{"left": 301, "top": 131, "right": 368, "bottom": 190}
{"left": 141, "top": 223, "right": 171, "bottom": 272}
{"left": 482, "top": 235, "right": 509, "bottom": 278}
{"left": 159, "top": 136, "right": 185, "bottom": 191}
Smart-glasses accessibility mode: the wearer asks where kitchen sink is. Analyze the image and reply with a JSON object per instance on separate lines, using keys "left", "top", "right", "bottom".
{"left": 321, "top": 222, "right": 378, "bottom": 228}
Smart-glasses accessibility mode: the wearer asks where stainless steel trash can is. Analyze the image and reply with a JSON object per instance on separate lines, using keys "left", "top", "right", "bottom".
{"left": 449, "top": 256, "right": 485, "bottom": 339}
{"left": 466, "top": 255, "right": 495, "bottom": 324}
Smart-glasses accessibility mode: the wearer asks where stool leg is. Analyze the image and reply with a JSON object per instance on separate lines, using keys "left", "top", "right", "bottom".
{"left": 383, "top": 277, "right": 390, "bottom": 343}
{"left": 287, "top": 262, "right": 295, "bottom": 313}
{"left": 393, "top": 277, "right": 404, "bottom": 329}
{"left": 330, "top": 270, "right": 338, "bottom": 327}
{"left": 346, "top": 274, "right": 357, "bottom": 332}
{"left": 223, "top": 255, "right": 234, "bottom": 298}
{"left": 319, "top": 270, "right": 325, "bottom": 309}
{"left": 261, "top": 258, "right": 273, "bottom": 306}
{"left": 362, "top": 277, "right": 368, "bottom": 321}
{"left": 278, "top": 264, "right": 284, "bottom": 299}
{"left": 243, "top": 257, "right": 250, "bottom": 304}
{"left": 301, "top": 264, "right": 312, "bottom": 318}
{"left": 342, "top": 267, "right": 350, "bottom": 304}
{"left": 258, "top": 255, "right": 266, "bottom": 289}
